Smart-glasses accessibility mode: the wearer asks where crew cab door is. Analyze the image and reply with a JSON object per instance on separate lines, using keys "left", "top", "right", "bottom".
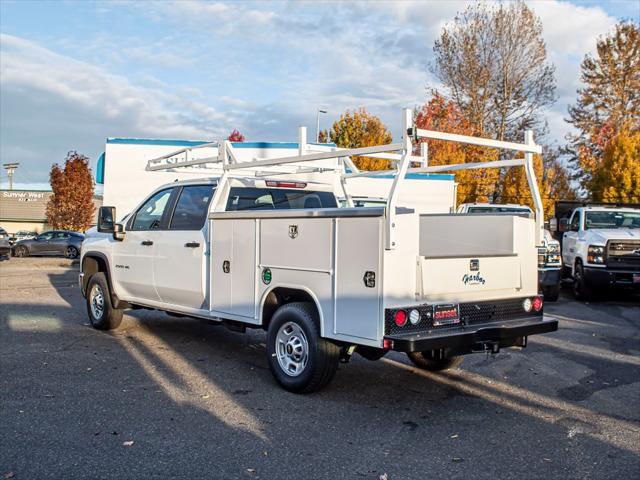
{"left": 153, "top": 185, "right": 214, "bottom": 309}
{"left": 112, "top": 187, "right": 174, "bottom": 302}
{"left": 563, "top": 210, "right": 581, "bottom": 266}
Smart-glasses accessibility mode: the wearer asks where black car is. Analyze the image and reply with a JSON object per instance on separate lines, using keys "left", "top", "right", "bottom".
{"left": 12, "top": 230, "right": 84, "bottom": 259}
{"left": 0, "top": 227, "right": 11, "bottom": 258}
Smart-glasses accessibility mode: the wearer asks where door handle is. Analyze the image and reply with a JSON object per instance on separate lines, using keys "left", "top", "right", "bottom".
{"left": 141, "top": 240, "right": 153, "bottom": 246}
{"left": 185, "top": 242, "right": 200, "bottom": 248}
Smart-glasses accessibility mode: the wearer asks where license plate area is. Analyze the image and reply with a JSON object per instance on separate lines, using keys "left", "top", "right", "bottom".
{"left": 433, "top": 304, "right": 460, "bottom": 326}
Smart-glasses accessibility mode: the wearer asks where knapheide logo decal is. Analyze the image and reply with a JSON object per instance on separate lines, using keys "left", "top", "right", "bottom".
{"left": 462, "top": 272, "right": 486, "bottom": 285}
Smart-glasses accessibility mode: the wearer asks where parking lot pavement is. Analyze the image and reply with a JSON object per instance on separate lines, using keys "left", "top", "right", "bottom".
{"left": 1, "top": 258, "right": 639, "bottom": 480}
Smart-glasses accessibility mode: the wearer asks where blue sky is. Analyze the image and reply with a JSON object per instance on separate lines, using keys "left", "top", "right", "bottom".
{"left": 1, "top": 0, "right": 638, "bottom": 188}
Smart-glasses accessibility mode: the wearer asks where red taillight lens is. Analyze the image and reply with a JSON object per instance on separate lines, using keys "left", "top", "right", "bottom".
{"left": 394, "top": 310, "right": 407, "bottom": 327}
{"left": 533, "top": 296, "right": 543, "bottom": 312}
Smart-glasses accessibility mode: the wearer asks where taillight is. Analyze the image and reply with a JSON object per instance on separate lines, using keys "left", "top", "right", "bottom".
{"left": 533, "top": 296, "right": 543, "bottom": 312}
{"left": 394, "top": 310, "right": 407, "bottom": 327}
{"left": 265, "top": 180, "right": 307, "bottom": 188}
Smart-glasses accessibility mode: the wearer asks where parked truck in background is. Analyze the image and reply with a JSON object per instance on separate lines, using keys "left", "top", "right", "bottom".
{"left": 550, "top": 201, "right": 640, "bottom": 300}
{"left": 456, "top": 203, "right": 562, "bottom": 301}
{"left": 79, "top": 111, "right": 558, "bottom": 393}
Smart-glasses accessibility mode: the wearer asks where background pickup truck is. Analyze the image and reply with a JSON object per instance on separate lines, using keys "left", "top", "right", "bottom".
{"left": 550, "top": 201, "right": 640, "bottom": 300}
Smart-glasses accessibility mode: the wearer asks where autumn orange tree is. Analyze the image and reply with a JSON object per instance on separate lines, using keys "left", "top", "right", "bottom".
{"left": 323, "top": 108, "right": 393, "bottom": 170}
{"left": 566, "top": 21, "right": 639, "bottom": 197}
{"left": 227, "top": 129, "right": 245, "bottom": 142}
{"left": 415, "top": 94, "right": 499, "bottom": 205}
{"left": 46, "top": 151, "right": 95, "bottom": 231}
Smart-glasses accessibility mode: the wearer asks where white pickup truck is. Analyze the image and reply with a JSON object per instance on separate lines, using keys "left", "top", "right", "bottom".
{"left": 551, "top": 202, "right": 640, "bottom": 300}
{"left": 456, "top": 203, "right": 562, "bottom": 301}
{"left": 80, "top": 112, "right": 558, "bottom": 392}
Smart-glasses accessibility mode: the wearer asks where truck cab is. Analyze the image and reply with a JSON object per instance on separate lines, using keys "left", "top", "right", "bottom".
{"left": 553, "top": 203, "right": 640, "bottom": 299}
{"left": 456, "top": 203, "right": 562, "bottom": 301}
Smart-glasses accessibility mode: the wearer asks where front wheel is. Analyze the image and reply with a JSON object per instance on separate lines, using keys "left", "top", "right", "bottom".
{"left": 86, "top": 272, "right": 123, "bottom": 330}
{"left": 13, "top": 245, "right": 28, "bottom": 257}
{"left": 266, "top": 302, "right": 340, "bottom": 393}
{"left": 407, "top": 351, "right": 464, "bottom": 371}
{"left": 572, "top": 261, "right": 592, "bottom": 301}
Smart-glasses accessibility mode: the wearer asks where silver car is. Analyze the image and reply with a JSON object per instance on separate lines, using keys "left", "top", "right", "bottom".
{"left": 0, "top": 227, "right": 11, "bottom": 258}
{"left": 12, "top": 230, "right": 84, "bottom": 259}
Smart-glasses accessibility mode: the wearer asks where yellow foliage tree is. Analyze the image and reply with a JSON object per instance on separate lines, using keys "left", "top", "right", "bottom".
{"left": 326, "top": 108, "right": 393, "bottom": 170}
{"left": 592, "top": 129, "right": 640, "bottom": 203}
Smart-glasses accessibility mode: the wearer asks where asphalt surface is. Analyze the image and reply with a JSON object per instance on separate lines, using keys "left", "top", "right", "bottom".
{"left": 1, "top": 257, "right": 639, "bottom": 480}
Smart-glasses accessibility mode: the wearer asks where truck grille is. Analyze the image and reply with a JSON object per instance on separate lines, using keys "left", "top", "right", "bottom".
{"left": 606, "top": 240, "right": 640, "bottom": 269}
{"left": 385, "top": 297, "right": 541, "bottom": 336}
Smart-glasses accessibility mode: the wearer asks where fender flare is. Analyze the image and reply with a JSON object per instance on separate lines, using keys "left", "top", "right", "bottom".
{"left": 259, "top": 283, "right": 325, "bottom": 334}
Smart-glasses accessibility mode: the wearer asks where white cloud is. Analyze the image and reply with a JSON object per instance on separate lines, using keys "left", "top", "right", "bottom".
{"left": 0, "top": 33, "right": 231, "bottom": 180}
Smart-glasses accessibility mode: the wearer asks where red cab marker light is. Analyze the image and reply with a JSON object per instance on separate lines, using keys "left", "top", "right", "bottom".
{"left": 265, "top": 180, "right": 307, "bottom": 189}
{"left": 394, "top": 310, "right": 407, "bottom": 327}
{"left": 533, "top": 296, "right": 543, "bottom": 312}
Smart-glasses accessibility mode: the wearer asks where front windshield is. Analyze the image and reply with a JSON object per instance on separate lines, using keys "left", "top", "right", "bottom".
{"left": 585, "top": 211, "right": 640, "bottom": 229}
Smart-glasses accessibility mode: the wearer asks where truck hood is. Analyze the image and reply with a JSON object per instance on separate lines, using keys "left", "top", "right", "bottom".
{"left": 587, "top": 228, "right": 640, "bottom": 244}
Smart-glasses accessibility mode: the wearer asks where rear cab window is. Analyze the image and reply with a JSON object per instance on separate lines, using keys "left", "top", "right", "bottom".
{"left": 226, "top": 188, "right": 337, "bottom": 211}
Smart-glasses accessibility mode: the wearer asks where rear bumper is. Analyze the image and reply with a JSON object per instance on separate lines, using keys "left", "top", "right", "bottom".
{"left": 384, "top": 316, "right": 558, "bottom": 353}
{"left": 584, "top": 266, "right": 640, "bottom": 289}
{"left": 0, "top": 246, "right": 10, "bottom": 255}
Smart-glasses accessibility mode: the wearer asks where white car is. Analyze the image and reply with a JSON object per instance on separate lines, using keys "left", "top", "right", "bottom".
{"left": 556, "top": 205, "right": 640, "bottom": 300}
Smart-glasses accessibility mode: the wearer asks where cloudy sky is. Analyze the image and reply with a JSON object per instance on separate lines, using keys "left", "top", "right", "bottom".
{"left": 0, "top": 0, "right": 637, "bottom": 188}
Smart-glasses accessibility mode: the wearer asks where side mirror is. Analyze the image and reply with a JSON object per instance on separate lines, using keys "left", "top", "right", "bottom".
{"left": 113, "top": 223, "right": 125, "bottom": 241}
{"left": 559, "top": 218, "right": 569, "bottom": 232}
{"left": 98, "top": 206, "right": 116, "bottom": 233}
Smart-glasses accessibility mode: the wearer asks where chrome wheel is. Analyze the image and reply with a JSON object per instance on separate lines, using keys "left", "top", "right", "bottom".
{"left": 66, "top": 246, "right": 78, "bottom": 259}
{"left": 275, "top": 321, "right": 309, "bottom": 377}
{"left": 89, "top": 283, "right": 105, "bottom": 320}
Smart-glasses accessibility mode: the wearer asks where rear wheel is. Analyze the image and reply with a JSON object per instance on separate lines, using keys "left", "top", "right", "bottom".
{"left": 66, "top": 246, "right": 79, "bottom": 259}
{"left": 14, "top": 245, "right": 28, "bottom": 257}
{"left": 86, "top": 272, "right": 123, "bottom": 330}
{"left": 407, "top": 351, "right": 463, "bottom": 371}
{"left": 266, "top": 302, "right": 340, "bottom": 393}
{"left": 572, "top": 260, "right": 592, "bottom": 301}
{"left": 543, "top": 284, "right": 560, "bottom": 302}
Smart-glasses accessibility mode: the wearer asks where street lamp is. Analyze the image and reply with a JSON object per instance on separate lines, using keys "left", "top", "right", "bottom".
{"left": 3, "top": 163, "right": 19, "bottom": 190}
{"left": 316, "top": 108, "right": 327, "bottom": 143}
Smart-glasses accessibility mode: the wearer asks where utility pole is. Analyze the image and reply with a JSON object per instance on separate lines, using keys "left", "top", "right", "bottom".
{"left": 3, "top": 163, "right": 19, "bottom": 190}
{"left": 316, "top": 108, "right": 327, "bottom": 143}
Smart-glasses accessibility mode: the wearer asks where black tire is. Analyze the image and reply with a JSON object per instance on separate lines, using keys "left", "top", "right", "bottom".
{"left": 86, "top": 272, "right": 123, "bottom": 330}
{"left": 266, "top": 302, "right": 340, "bottom": 393}
{"left": 407, "top": 351, "right": 464, "bottom": 371}
{"left": 543, "top": 284, "right": 560, "bottom": 302}
{"left": 13, "top": 245, "right": 28, "bottom": 257}
{"left": 66, "top": 246, "right": 79, "bottom": 259}
{"left": 572, "top": 260, "right": 592, "bottom": 301}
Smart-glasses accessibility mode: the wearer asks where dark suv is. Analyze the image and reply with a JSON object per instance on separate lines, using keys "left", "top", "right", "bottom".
{"left": 0, "top": 227, "right": 11, "bottom": 258}
{"left": 12, "top": 230, "right": 84, "bottom": 259}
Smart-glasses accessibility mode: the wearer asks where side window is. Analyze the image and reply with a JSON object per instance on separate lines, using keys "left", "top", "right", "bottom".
{"left": 38, "top": 232, "right": 54, "bottom": 240}
{"left": 569, "top": 212, "right": 580, "bottom": 231}
{"left": 131, "top": 189, "right": 173, "bottom": 231}
{"left": 170, "top": 185, "right": 215, "bottom": 230}
{"left": 55, "top": 232, "right": 70, "bottom": 239}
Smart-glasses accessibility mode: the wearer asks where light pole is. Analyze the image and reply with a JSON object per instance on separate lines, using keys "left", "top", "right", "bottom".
{"left": 316, "top": 108, "right": 327, "bottom": 143}
{"left": 3, "top": 163, "right": 19, "bottom": 190}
